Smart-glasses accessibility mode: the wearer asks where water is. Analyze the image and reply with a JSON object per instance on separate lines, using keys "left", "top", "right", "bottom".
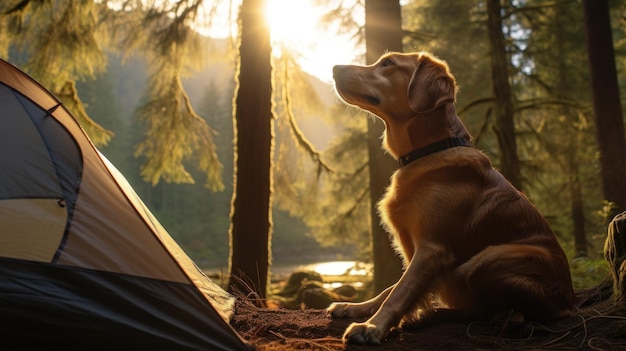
{"left": 205, "top": 260, "right": 373, "bottom": 289}
{"left": 272, "top": 260, "right": 373, "bottom": 289}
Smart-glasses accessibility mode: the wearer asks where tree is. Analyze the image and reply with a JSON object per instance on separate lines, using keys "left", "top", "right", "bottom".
{"left": 2, "top": 0, "right": 112, "bottom": 145}
{"left": 364, "top": 0, "right": 404, "bottom": 294}
{"left": 551, "top": 1, "right": 590, "bottom": 258}
{"left": 227, "top": 0, "right": 274, "bottom": 301}
{"left": 401, "top": 0, "right": 492, "bottom": 141}
{"left": 486, "top": 0, "right": 522, "bottom": 191}
{"left": 582, "top": 0, "right": 626, "bottom": 216}
{"left": 519, "top": 0, "right": 595, "bottom": 257}
{"left": 1, "top": 0, "right": 225, "bottom": 191}
{"left": 126, "top": 0, "right": 225, "bottom": 190}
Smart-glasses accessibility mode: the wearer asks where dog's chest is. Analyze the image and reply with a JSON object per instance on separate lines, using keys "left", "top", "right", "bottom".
{"left": 378, "top": 162, "right": 477, "bottom": 257}
{"left": 379, "top": 167, "right": 437, "bottom": 227}
{"left": 377, "top": 171, "right": 430, "bottom": 257}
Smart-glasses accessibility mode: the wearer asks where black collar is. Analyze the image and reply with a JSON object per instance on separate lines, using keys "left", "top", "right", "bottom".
{"left": 398, "top": 137, "right": 472, "bottom": 167}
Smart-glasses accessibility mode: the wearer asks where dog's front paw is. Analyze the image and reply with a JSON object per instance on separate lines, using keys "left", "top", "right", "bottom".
{"left": 342, "top": 321, "right": 385, "bottom": 345}
{"left": 326, "top": 302, "right": 353, "bottom": 318}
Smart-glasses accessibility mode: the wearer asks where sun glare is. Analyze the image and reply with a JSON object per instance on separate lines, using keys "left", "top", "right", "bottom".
{"left": 264, "top": 0, "right": 319, "bottom": 46}
{"left": 199, "top": 0, "right": 361, "bottom": 82}
{"left": 263, "top": 0, "right": 360, "bottom": 82}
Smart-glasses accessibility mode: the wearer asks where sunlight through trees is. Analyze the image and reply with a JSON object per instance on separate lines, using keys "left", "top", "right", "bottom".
{"left": 1, "top": 0, "right": 624, "bottom": 297}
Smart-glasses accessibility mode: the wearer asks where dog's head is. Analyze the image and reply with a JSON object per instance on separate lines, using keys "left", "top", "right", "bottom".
{"left": 333, "top": 52, "right": 463, "bottom": 157}
{"left": 333, "top": 51, "right": 457, "bottom": 120}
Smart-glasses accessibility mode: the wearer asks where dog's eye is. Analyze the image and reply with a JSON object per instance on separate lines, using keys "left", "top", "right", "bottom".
{"left": 382, "top": 58, "right": 395, "bottom": 67}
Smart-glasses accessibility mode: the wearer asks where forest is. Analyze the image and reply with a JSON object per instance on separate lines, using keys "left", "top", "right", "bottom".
{"left": 1, "top": 0, "right": 625, "bottom": 311}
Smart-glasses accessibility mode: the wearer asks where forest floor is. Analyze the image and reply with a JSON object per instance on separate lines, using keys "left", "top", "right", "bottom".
{"left": 230, "top": 281, "right": 626, "bottom": 351}
{"left": 228, "top": 212, "right": 626, "bottom": 350}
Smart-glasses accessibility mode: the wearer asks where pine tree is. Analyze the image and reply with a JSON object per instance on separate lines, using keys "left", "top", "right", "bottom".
{"left": 228, "top": 0, "right": 274, "bottom": 301}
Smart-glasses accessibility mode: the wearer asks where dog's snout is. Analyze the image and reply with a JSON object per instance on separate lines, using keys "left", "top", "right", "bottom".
{"left": 332, "top": 65, "right": 347, "bottom": 79}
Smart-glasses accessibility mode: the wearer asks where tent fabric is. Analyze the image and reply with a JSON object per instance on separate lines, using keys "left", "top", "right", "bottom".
{"left": 0, "top": 259, "right": 243, "bottom": 349}
{"left": 0, "top": 59, "right": 251, "bottom": 350}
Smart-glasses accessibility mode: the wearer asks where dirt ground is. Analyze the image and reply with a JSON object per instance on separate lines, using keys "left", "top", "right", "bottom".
{"left": 227, "top": 212, "right": 626, "bottom": 350}
{"left": 230, "top": 283, "right": 626, "bottom": 351}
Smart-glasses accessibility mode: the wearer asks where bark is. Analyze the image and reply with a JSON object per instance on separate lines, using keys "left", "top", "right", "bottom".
{"left": 364, "top": 0, "right": 404, "bottom": 294}
{"left": 485, "top": 0, "right": 522, "bottom": 191}
{"left": 582, "top": 0, "right": 626, "bottom": 215}
{"left": 228, "top": 0, "right": 273, "bottom": 302}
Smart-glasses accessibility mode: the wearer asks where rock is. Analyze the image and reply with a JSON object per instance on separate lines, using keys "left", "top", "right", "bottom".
{"left": 272, "top": 270, "right": 356, "bottom": 309}
{"left": 274, "top": 271, "right": 323, "bottom": 297}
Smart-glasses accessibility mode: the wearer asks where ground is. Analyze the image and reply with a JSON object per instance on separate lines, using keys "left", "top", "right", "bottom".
{"left": 231, "top": 212, "right": 626, "bottom": 350}
{"left": 231, "top": 283, "right": 626, "bottom": 351}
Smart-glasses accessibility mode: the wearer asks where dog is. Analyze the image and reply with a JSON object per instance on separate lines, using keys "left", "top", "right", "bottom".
{"left": 327, "top": 52, "right": 575, "bottom": 345}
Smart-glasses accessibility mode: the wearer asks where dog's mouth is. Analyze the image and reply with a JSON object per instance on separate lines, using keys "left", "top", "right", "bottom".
{"left": 341, "top": 92, "right": 380, "bottom": 107}
{"left": 334, "top": 80, "right": 380, "bottom": 107}
{"left": 363, "top": 94, "right": 380, "bottom": 106}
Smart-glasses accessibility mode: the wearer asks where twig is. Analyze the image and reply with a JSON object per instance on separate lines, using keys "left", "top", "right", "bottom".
{"left": 267, "top": 330, "right": 344, "bottom": 351}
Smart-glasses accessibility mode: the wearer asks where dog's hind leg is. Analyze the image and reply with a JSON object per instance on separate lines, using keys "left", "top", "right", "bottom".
{"left": 450, "top": 243, "right": 574, "bottom": 321}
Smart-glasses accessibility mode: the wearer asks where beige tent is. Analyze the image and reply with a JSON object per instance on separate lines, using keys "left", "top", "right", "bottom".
{"left": 0, "top": 58, "right": 251, "bottom": 350}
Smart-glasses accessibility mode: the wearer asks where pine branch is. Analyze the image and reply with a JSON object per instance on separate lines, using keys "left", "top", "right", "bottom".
{"left": 457, "top": 97, "right": 494, "bottom": 116}
{"left": 56, "top": 80, "right": 113, "bottom": 146}
{"left": 504, "top": 0, "right": 577, "bottom": 18}
{"left": 516, "top": 98, "right": 586, "bottom": 112}
{"left": 280, "top": 57, "right": 335, "bottom": 174}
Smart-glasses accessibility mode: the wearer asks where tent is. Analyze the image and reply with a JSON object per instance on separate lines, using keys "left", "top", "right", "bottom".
{"left": 0, "top": 59, "right": 251, "bottom": 350}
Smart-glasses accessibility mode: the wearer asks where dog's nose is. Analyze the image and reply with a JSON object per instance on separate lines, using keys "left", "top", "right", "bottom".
{"left": 332, "top": 65, "right": 346, "bottom": 79}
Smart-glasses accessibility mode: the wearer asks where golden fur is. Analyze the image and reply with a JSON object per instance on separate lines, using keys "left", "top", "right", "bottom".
{"left": 327, "top": 52, "right": 574, "bottom": 345}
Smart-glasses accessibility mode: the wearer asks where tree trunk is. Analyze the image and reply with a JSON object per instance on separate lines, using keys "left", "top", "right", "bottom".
{"left": 568, "top": 154, "right": 587, "bottom": 258}
{"left": 364, "top": 0, "right": 404, "bottom": 294}
{"left": 554, "top": 11, "right": 587, "bottom": 258}
{"left": 228, "top": 0, "right": 273, "bottom": 303}
{"left": 582, "top": 0, "right": 626, "bottom": 215}
{"left": 485, "top": 0, "right": 522, "bottom": 191}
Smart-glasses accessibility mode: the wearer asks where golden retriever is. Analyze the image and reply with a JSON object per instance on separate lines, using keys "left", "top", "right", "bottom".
{"left": 327, "top": 52, "right": 575, "bottom": 345}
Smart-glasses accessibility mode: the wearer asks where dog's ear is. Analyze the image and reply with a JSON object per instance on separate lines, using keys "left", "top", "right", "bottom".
{"left": 407, "top": 55, "right": 457, "bottom": 113}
